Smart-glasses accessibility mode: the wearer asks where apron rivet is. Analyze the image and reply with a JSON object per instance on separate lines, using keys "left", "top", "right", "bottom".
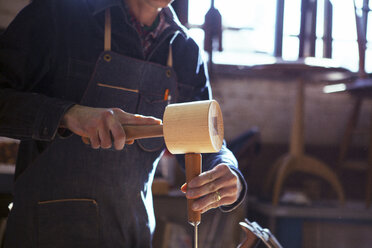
{"left": 104, "top": 54, "right": 112, "bottom": 62}
{"left": 166, "top": 69, "right": 171, "bottom": 78}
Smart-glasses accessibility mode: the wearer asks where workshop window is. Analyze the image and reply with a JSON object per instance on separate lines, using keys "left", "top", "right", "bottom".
{"left": 188, "top": 0, "right": 277, "bottom": 66}
{"left": 331, "top": 0, "right": 371, "bottom": 72}
{"left": 187, "top": 0, "right": 372, "bottom": 73}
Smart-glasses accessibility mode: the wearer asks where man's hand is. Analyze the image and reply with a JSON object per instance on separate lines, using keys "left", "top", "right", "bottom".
{"left": 181, "top": 163, "right": 242, "bottom": 213}
{"left": 60, "top": 105, "right": 161, "bottom": 150}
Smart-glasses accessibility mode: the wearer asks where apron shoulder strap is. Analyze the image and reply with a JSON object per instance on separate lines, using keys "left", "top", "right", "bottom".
{"left": 167, "top": 46, "right": 173, "bottom": 67}
{"left": 105, "top": 8, "right": 111, "bottom": 51}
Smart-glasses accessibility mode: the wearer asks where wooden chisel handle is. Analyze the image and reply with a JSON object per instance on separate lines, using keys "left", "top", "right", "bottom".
{"left": 185, "top": 153, "right": 202, "bottom": 226}
{"left": 122, "top": 124, "right": 163, "bottom": 140}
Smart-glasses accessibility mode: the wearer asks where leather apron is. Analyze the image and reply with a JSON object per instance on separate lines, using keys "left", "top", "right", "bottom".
{"left": 4, "top": 9, "right": 177, "bottom": 248}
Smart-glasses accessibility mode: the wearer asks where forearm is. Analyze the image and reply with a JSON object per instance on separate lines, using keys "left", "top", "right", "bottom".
{"left": 0, "top": 87, "right": 75, "bottom": 141}
{"left": 173, "top": 37, "right": 247, "bottom": 211}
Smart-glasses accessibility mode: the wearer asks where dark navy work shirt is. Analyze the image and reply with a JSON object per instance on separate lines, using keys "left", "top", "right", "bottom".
{"left": 0, "top": 0, "right": 246, "bottom": 211}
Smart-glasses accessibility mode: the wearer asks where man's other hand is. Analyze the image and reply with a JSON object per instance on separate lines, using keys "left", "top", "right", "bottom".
{"left": 181, "top": 163, "right": 243, "bottom": 213}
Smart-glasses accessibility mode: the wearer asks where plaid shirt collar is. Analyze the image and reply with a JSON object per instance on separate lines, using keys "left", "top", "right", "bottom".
{"left": 127, "top": 10, "right": 170, "bottom": 56}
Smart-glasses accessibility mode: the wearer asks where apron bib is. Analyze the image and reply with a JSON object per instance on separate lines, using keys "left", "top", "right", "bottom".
{"left": 5, "top": 8, "right": 177, "bottom": 248}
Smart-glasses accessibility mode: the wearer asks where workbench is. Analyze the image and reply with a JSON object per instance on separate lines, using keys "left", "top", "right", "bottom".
{"left": 247, "top": 197, "right": 372, "bottom": 248}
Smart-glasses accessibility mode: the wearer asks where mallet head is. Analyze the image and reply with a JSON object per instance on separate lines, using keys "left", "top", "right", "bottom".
{"left": 163, "top": 100, "right": 224, "bottom": 154}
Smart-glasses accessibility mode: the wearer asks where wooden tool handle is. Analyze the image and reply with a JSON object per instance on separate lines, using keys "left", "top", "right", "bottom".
{"left": 122, "top": 124, "right": 163, "bottom": 140}
{"left": 185, "top": 153, "right": 202, "bottom": 226}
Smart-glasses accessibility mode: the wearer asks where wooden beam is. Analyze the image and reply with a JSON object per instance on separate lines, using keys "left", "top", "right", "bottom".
{"left": 274, "top": 0, "right": 285, "bottom": 57}
{"left": 323, "top": 0, "right": 333, "bottom": 58}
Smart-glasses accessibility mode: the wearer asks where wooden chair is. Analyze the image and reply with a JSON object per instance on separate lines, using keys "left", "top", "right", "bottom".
{"left": 261, "top": 0, "right": 350, "bottom": 205}
{"left": 257, "top": 61, "right": 348, "bottom": 206}
{"left": 323, "top": 0, "right": 372, "bottom": 208}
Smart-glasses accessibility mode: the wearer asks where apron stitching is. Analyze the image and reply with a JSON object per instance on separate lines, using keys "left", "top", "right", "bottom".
{"left": 97, "top": 82, "right": 139, "bottom": 93}
{"left": 38, "top": 198, "right": 98, "bottom": 205}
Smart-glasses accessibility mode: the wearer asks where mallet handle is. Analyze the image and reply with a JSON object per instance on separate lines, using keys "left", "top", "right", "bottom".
{"left": 185, "top": 153, "right": 202, "bottom": 226}
{"left": 122, "top": 124, "right": 163, "bottom": 140}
